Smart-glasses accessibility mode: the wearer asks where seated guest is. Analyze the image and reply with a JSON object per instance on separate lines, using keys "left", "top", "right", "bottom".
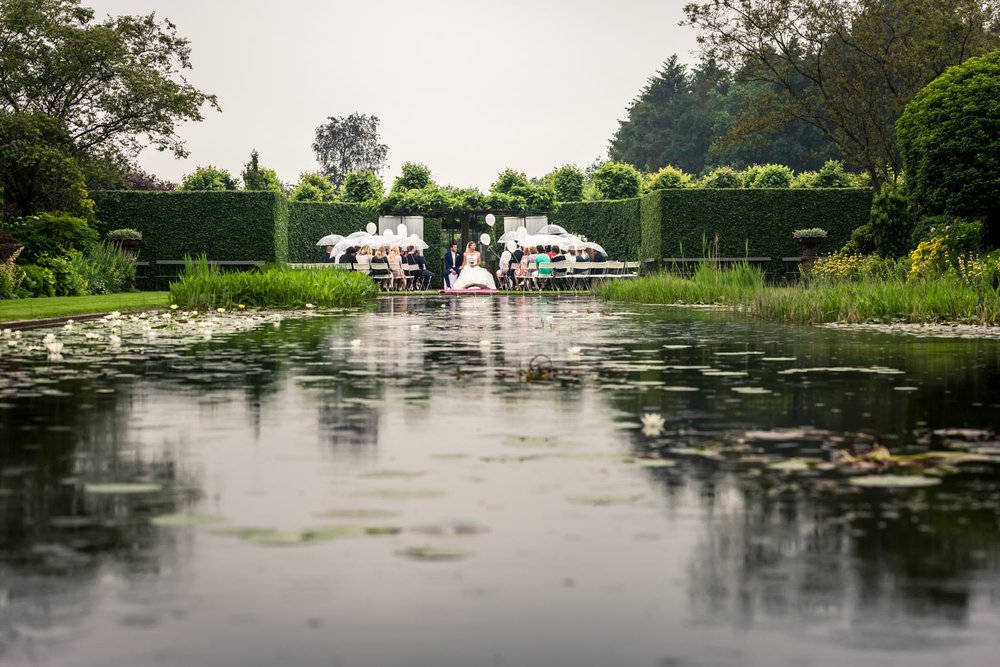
{"left": 370, "top": 247, "right": 391, "bottom": 284}
{"left": 323, "top": 245, "right": 335, "bottom": 263}
{"left": 497, "top": 245, "right": 513, "bottom": 287}
{"left": 405, "top": 247, "right": 433, "bottom": 289}
{"left": 388, "top": 245, "right": 405, "bottom": 289}
{"left": 535, "top": 247, "right": 552, "bottom": 281}
{"left": 338, "top": 246, "right": 358, "bottom": 268}
{"left": 508, "top": 243, "right": 524, "bottom": 284}
{"left": 545, "top": 245, "right": 556, "bottom": 259}
{"left": 550, "top": 245, "right": 566, "bottom": 263}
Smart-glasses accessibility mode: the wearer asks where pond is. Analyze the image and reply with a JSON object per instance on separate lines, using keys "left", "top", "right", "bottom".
{"left": 1, "top": 296, "right": 999, "bottom": 667}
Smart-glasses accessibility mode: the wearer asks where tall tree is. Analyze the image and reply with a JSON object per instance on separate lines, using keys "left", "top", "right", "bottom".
{"left": 0, "top": 0, "right": 219, "bottom": 159}
{"left": 312, "top": 113, "right": 389, "bottom": 188}
{"left": 241, "top": 149, "right": 283, "bottom": 192}
{"left": 682, "top": 0, "right": 1000, "bottom": 190}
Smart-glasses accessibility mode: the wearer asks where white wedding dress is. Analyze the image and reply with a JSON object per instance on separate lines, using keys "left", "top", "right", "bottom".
{"left": 452, "top": 252, "right": 496, "bottom": 290}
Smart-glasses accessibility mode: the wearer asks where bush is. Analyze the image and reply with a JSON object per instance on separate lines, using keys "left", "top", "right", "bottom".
{"left": 810, "top": 251, "right": 908, "bottom": 282}
{"left": 180, "top": 166, "right": 239, "bottom": 191}
{"left": 547, "top": 165, "right": 584, "bottom": 202}
{"left": 699, "top": 167, "right": 743, "bottom": 189}
{"left": 811, "top": 160, "right": 855, "bottom": 188}
{"left": 107, "top": 228, "right": 142, "bottom": 241}
{"left": 92, "top": 191, "right": 289, "bottom": 263}
{"left": 341, "top": 170, "right": 384, "bottom": 203}
{"left": 71, "top": 242, "right": 136, "bottom": 294}
{"left": 869, "top": 185, "right": 913, "bottom": 257}
{"left": 391, "top": 162, "right": 433, "bottom": 193}
{"left": 841, "top": 224, "right": 878, "bottom": 255}
{"left": 38, "top": 252, "right": 88, "bottom": 296}
{"left": 646, "top": 165, "right": 693, "bottom": 191}
{"left": 19, "top": 264, "right": 56, "bottom": 297}
{"left": 291, "top": 173, "right": 338, "bottom": 202}
{"left": 0, "top": 247, "right": 25, "bottom": 298}
{"left": 508, "top": 184, "right": 557, "bottom": 212}
{"left": 491, "top": 168, "right": 529, "bottom": 194}
{"left": 908, "top": 219, "right": 984, "bottom": 280}
{"left": 748, "top": 164, "right": 794, "bottom": 188}
{"left": 10, "top": 212, "right": 99, "bottom": 263}
{"left": 591, "top": 162, "right": 643, "bottom": 200}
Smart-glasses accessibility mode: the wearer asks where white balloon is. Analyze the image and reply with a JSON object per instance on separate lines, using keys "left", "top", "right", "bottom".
{"left": 396, "top": 224, "right": 407, "bottom": 236}
{"left": 480, "top": 233, "right": 491, "bottom": 245}
{"left": 366, "top": 222, "right": 377, "bottom": 234}
{"left": 506, "top": 240, "right": 517, "bottom": 252}
{"left": 516, "top": 226, "right": 527, "bottom": 234}
{"left": 485, "top": 213, "right": 496, "bottom": 226}
{"left": 383, "top": 228, "right": 393, "bottom": 237}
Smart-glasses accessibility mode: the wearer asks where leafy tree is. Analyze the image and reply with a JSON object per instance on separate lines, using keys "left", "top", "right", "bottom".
{"left": 0, "top": 0, "right": 219, "bottom": 159}
{"left": 0, "top": 111, "right": 93, "bottom": 218}
{"left": 180, "top": 165, "right": 238, "bottom": 191}
{"left": 646, "top": 165, "right": 693, "bottom": 191}
{"left": 810, "top": 160, "right": 854, "bottom": 188}
{"left": 491, "top": 168, "right": 529, "bottom": 194}
{"left": 10, "top": 211, "right": 97, "bottom": 262}
{"left": 312, "top": 113, "right": 388, "bottom": 187}
{"left": 391, "top": 162, "right": 433, "bottom": 193}
{"left": 291, "top": 172, "right": 338, "bottom": 202}
{"left": 869, "top": 184, "right": 914, "bottom": 257}
{"left": 123, "top": 167, "right": 176, "bottom": 191}
{"left": 545, "top": 164, "right": 584, "bottom": 202}
{"left": 241, "top": 150, "right": 283, "bottom": 192}
{"left": 699, "top": 166, "right": 743, "bottom": 188}
{"left": 748, "top": 164, "right": 793, "bottom": 188}
{"left": 341, "top": 169, "right": 384, "bottom": 203}
{"left": 683, "top": 0, "right": 1000, "bottom": 191}
{"left": 591, "top": 162, "right": 642, "bottom": 200}
{"left": 897, "top": 49, "right": 1000, "bottom": 247}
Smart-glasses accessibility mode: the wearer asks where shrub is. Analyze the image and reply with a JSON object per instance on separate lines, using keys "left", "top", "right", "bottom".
{"left": 591, "top": 162, "right": 643, "bottom": 200}
{"left": 341, "top": 170, "right": 384, "bottom": 203}
{"left": 491, "top": 168, "right": 529, "bottom": 194}
{"left": 810, "top": 251, "right": 908, "bottom": 282}
{"left": 841, "top": 224, "right": 878, "bottom": 255}
{"left": 547, "top": 165, "right": 584, "bottom": 202}
{"left": 10, "top": 212, "right": 99, "bottom": 263}
{"left": 71, "top": 242, "right": 136, "bottom": 294}
{"left": 107, "top": 228, "right": 142, "bottom": 241}
{"left": 19, "top": 263, "right": 56, "bottom": 297}
{"left": 180, "top": 166, "right": 239, "bottom": 191}
{"left": 748, "top": 164, "right": 794, "bottom": 188}
{"left": 699, "top": 167, "right": 743, "bottom": 189}
{"left": 508, "top": 184, "right": 557, "bottom": 211}
{"left": 646, "top": 165, "right": 693, "bottom": 191}
{"left": 38, "top": 253, "right": 88, "bottom": 296}
{"left": 0, "top": 247, "right": 24, "bottom": 298}
{"left": 869, "top": 185, "right": 913, "bottom": 257}
{"left": 791, "top": 171, "right": 818, "bottom": 188}
{"left": 811, "top": 160, "right": 854, "bottom": 188}
{"left": 291, "top": 173, "right": 338, "bottom": 202}
{"left": 391, "top": 162, "right": 433, "bottom": 193}
{"left": 241, "top": 150, "right": 284, "bottom": 192}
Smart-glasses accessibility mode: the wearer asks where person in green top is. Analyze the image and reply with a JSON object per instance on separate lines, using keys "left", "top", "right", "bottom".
{"left": 535, "top": 249, "right": 552, "bottom": 276}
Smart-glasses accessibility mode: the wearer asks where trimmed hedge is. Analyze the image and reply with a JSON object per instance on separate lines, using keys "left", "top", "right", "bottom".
{"left": 424, "top": 217, "right": 443, "bottom": 289}
{"left": 550, "top": 198, "right": 641, "bottom": 260}
{"left": 646, "top": 189, "right": 873, "bottom": 267}
{"left": 92, "top": 191, "right": 289, "bottom": 263}
{"left": 287, "top": 201, "right": 375, "bottom": 262}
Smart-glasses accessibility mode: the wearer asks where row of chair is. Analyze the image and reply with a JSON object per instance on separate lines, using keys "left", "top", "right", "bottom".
{"left": 502, "top": 261, "right": 640, "bottom": 291}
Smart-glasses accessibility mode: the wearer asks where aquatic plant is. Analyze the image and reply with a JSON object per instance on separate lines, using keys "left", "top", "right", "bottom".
{"left": 169, "top": 256, "right": 379, "bottom": 310}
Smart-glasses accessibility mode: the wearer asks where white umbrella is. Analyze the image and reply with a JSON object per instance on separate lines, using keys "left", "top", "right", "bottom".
{"left": 346, "top": 231, "right": 369, "bottom": 240}
{"left": 538, "top": 224, "right": 568, "bottom": 235}
{"left": 498, "top": 230, "right": 525, "bottom": 243}
{"left": 523, "top": 234, "right": 565, "bottom": 248}
{"left": 581, "top": 241, "right": 607, "bottom": 255}
{"left": 405, "top": 235, "right": 429, "bottom": 250}
{"left": 316, "top": 234, "right": 344, "bottom": 246}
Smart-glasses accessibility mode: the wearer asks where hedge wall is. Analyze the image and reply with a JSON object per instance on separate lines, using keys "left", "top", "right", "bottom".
{"left": 92, "top": 191, "right": 289, "bottom": 263}
{"left": 550, "top": 198, "right": 641, "bottom": 260}
{"left": 647, "top": 189, "right": 873, "bottom": 265}
{"left": 424, "top": 218, "right": 443, "bottom": 289}
{"left": 287, "top": 201, "right": 375, "bottom": 262}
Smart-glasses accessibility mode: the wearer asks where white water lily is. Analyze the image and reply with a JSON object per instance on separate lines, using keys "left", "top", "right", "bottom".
{"left": 1, "top": 329, "right": 12, "bottom": 338}
{"left": 43, "top": 333, "right": 56, "bottom": 344}
{"left": 169, "top": 304, "right": 179, "bottom": 310}
{"left": 641, "top": 413, "right": 666, "bottom": 437}
{"left": 216, "top": 307, "right": 226, "bottom": 313}
{"left": 305, "top": 303, "right": 315, "bottom": 309}
{"left": 85, "top": 332, "right": 100, "bottom": 340}
{"left": 479, "top": 339, "right": 491, "bottom": 347}
{"left": 350, "top": 339, "right": 362, "bottom": 348}
{"left": 44, "top": 339, "right": 64, "bottom": 355}
{"left": 161, "top": 313, "right": 172, "bottom": 321}
{"left": 568, "top": 346, "right": 582, "bottom": 357}
{"left": 410, "top": 324, "right": 420, "bottom": 331}
{"left": 109, "top": 334, "right": 121, "bottom": 348}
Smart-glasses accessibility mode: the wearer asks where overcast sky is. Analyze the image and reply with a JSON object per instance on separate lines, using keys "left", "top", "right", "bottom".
{"left": 87, "top": 0, "right": 699, "bottom": 190}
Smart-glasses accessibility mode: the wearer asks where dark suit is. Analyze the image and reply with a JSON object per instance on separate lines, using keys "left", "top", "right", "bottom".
{"left": 338, "top": 252, "right": 356, "bottom": 269}
{"left": 413, "top": 253, "right": 433, "bottom": 289}
{"left": 443, "top": 249, "right": 463, "bottom": 288}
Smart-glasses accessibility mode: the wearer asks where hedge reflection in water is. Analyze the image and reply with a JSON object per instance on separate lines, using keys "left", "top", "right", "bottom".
{"left": 0, "top": 295, "right": 999, "bottom": 666}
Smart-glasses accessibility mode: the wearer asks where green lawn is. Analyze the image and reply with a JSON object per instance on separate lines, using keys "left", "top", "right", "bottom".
{"left": 0, "top": 292, "right": 171, "bottom": 324}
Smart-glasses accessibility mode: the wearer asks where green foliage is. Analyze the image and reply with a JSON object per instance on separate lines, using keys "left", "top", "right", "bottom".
{"left": 699, "top": 166, "right": 743, "bottom": 188}
{"left": 0, "top": 0, "right": 219, "bottom": 159}
{"left": 37, "top": 252, "right": 88, "bottom": 296}
{"left": 70, "top": 242, "right": 136, "bottom": 294}
{"left": 747, "top": 164, "right": 793, "bottom": 188}
{"left": 92, "top": 191, "right": 289, "bottom": 263}
{"left": 545, "top": 165, "right": 584, "bottom": 202}
{"left": 897, "top": 49, "right": 1000, "bottom": 246}
{"left": 549, "top": 198, "right": 642, "bottom": 260}
{"left": 18, "top": 263, "right": 56, "bottom": 297}
{"left": 312, "top": 113, "right": 388, "bottom": 187}
{"left": 811, "top": 160, "right": 854, "bottom": 188}
{"left": 841, "top": 224, "right": 877, "bottom": 255}
{"left": 0, "top": 247, "right": 24, "bottom": 298}
{"left": 180, "top": 166, "right": 238, "bottom": 191}
{"left": 869, "top": 185, "right": 913, "bottom": 258}
{"left": 508, "top": 184, "right": 557, "bottom": 212}
{"left": 0, "top": 111, "right": 95, "bottom": 218}
{"left": 10, "top": 211, "right": 98, "bottom": 262}
{"left": 241, "top": 150, "right": 283, "bottom": 192}
{"left": 169, "top": 256, "right": 379, "bottom": 309}
{"left": 491, "top": 169, "right": 529, "bottom": 194}
{"left": 592, "top": 162, "right": 643, "bottom": 200}
{"left": 646, "top": 165, "right": 693, "bottom": 191}
{"left": 792, "top": 228, "right": 827, "bottom": 239}
{"left": 642, "top": 188, "right": 873, "bottom": 270}
{"left": 291, "top": 173, "right": 338, "bottom": 202}
{"left": 391, "top": 162, "right": 433, "bottom": 193}
{"left": 341, "top": 169, "right": 384, "bottom": 203}
{"left": 287, "top": 201, "right": 375, "bottom": 262}
{"left": 106, "top": 228, "right": 142, "bottom": 241}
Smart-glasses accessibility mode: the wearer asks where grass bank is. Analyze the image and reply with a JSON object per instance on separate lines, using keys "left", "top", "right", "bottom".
{"left": 169, "top": 258, "right": 379, "bottom": 310}
{"left": 0, "top": 291, "right": 170, "bottom": 324}
{"left": 596, "top": 265, "right": 1000, "bottom": 325}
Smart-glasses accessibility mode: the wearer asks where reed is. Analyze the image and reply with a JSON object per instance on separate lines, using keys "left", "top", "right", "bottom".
{"left": 597, "top": 264, "right": 1000, "bottom": 325}
{"left": 169, "top": 257, "right": 380, "bottom": 310}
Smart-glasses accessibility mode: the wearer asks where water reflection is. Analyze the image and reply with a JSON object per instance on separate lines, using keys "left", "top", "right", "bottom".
{"left": 1, "top": 296, "right": 999, "bottom": 666}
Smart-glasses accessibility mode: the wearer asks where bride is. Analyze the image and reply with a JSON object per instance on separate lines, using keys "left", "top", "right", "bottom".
{"left": 452, "top": 241, "right": 497, "bottom": 290}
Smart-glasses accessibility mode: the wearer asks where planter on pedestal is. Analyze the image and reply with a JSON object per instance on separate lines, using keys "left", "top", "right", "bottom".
{"left": 794, "top": 236, "right": 825, "bottom": 263}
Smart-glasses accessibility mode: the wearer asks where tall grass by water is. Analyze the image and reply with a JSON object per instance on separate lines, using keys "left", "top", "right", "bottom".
{"left": 597, "top": 263, "right": 1000, "bottom": 325}
{"left": 169, "top": 257, "right": 379, "bottom": 310}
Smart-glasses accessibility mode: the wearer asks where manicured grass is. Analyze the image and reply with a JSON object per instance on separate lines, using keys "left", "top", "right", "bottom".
{"left": 169, "top": 258, "right": 379, "bottom": 309}
{"left": 597, "top": 265, "right": 1000, "bottom": 325}
{"left": 0, "top": 292, "right": 170, "bottom": 324}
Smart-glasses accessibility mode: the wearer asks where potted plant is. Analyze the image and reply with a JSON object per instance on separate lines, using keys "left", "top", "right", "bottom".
{"left": 792, "top": 227, "right": 827, "bottom": 261}
{"left": 107, "top": 228, "right": 142, "bottom": 254}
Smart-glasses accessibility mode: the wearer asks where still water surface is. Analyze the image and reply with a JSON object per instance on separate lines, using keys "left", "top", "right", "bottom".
{"left": 2, "top": 296, "right": 999, "bottom": 667}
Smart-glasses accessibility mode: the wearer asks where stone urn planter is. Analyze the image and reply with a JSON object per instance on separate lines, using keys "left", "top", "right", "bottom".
{"left": 107, "top": 229, "right": 143, "bottom": 257}
{"left": 115, "top": 238, "right": 141, "bottom": 254}
{"left": 792, "top": 228, "right": 828, "bottom": 266}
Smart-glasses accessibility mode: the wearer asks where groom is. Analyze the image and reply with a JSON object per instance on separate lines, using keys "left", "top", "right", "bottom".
{"left": 443, "top": 241, "right": 463, "bottom": 288}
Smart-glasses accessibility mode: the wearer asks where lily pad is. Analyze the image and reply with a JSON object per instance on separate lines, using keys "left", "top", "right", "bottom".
{"left": 317, "top": 509, "right": 399, "bottom": 520}
{"left": 396, "top": 546, "right": 472, "bottom": 562}
{"left": 630, "top": 458, "right": 676, "bottom": 468}
{"left": 152, "top": 513, "right": 226, "bottom": 527}
{"left": 366, "top": 489, "right": 445, "bottom": 499}
{"left": 568, "top": 494, "right": 639, "bottom": 506}
{"left": 84, "top": 483, "right": 162, "bottom": 495}
{"left": 848, "top": 475, "right": 941, "bottom": 488}
{"left": 504, "top": 436, "right": 576, "bottom": 449}
{"left": 768, "top": 458, "right": 820, "bottom": 472}
{"left": 358, "top": 470, "right": 424, "bottom": 479}
{"left": 732, "top": 387, "right": 773, "bottom": 395}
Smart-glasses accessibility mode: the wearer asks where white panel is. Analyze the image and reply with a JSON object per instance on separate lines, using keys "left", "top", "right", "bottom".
{"left": 378, "top": 216, "right": 402, "bottom": 236}
{"left": 402, "top": 216, "right": 424, "bottom": 240}
{"left": 525, "top": 215, "right": 548, "bottom": 235}
{"left": 504, "top": 216, "right": 526, "bottom": 234}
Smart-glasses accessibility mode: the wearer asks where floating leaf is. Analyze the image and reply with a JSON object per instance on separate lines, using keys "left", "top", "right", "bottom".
{"left": 366, "top": 489, "right": 445, "bottom": 499}
{"left": 317, "top": 509, "right": 399, "bottom": 520}
{"left": 396, "top": 546, "right": 472, "bottom": 562}
{"left": 84, "top": 483, "right": 161, "bottom": 494}
{"left": 768, "top": 458, "right": 820, "bottom": 472}
{"left": 152, "top": 513, "right": 226, "bottom": 527}
{"left": 848, "top": 475, "right": 941, "bottom": 488}
{"left": 732, "top": 387, "right": 773, "bottom": 395}
{"left": 568, "top": 494, "right": 639, "bottom": 506}
{"left": 358, "top": 470, "right": 423, "bottom": 479}
{"left": 630, "top": 458, "right": 676, "bottom": 468}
